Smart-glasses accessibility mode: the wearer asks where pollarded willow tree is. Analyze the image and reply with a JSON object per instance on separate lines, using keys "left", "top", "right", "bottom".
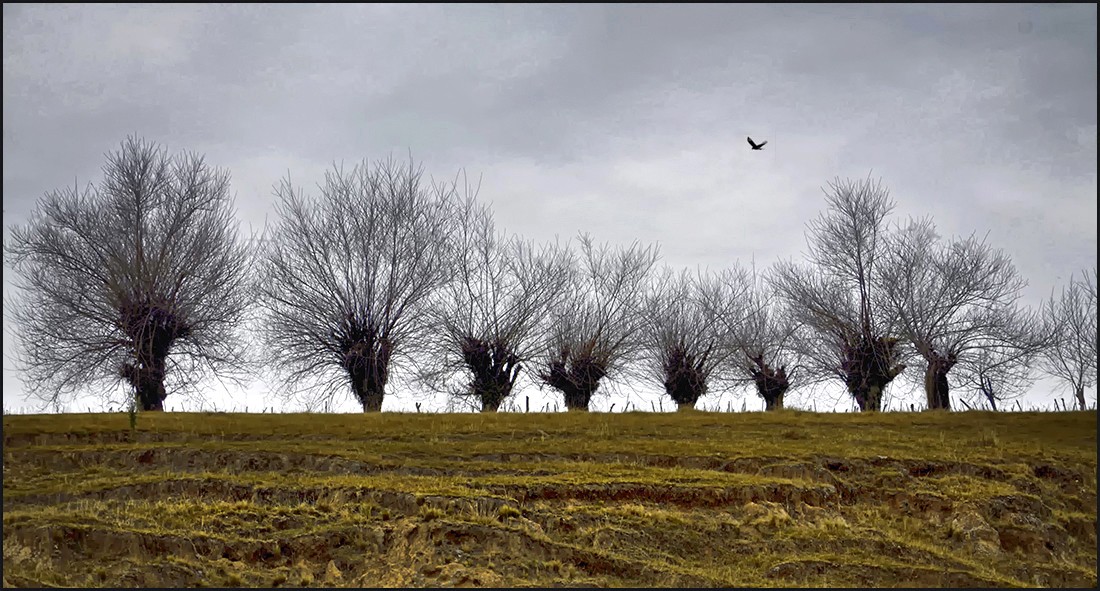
{"left": 642, "top": 266, "right": 755, "bottom": 411}
{"left": 4, "top": 136, "right": 252, "bottom": 411}
{"left": 1040, "top": 268, "right": 1098, "bottom": 411}
{"left": 770, "top": 176, "right": 907, "bottom": 412}
{"left": 424, "top": 191, "right": 574, "bottom": 412}
{"left": 537, "top": 234, "right": 659, "bottom": 411}
{"left": 704, "top": 266, "right": 806, "bottom": 411}
{"left": 256, "top": 157, "right": 455, "bottom": 412}
{"left": 878, "top": 217, "right": 1048, "bottom": 410}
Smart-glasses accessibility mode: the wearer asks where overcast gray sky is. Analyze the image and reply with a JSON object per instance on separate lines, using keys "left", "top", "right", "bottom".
{"left": 3, "top": 4, "right": 1096, "bottom": 413}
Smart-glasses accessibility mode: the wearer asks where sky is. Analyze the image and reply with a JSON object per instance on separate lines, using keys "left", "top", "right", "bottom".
{"left": 3, "top": 4, "right": 1096, "bottom": 414}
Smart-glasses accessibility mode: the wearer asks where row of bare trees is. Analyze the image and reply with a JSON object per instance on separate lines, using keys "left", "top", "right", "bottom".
{"left": 5, "top": 138, "right": 1096, "bottom": 414}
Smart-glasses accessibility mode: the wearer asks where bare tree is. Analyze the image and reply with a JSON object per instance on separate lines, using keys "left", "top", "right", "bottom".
{"left": 705, "top": 265, "right": 807, "bottom": 411}
{"left": 952, "top": 340, "right": 1040, "bottom": 411}
{"left": 538, "top": 234, "right": 659, "bottom": 411}
{"left": 5, "top": 137, "right": 252, "bottom": 411}
{"left": 1040, "top": 268, "right": 1098, "bottom": 410}
{"left": 256, "top": 157, "right": 455, "bottom": 412}
{"left": 769, "top": 176, "right": 906, "bottom": 412}
{"left": 424, "top": 191, "right": 574, "bottom": 412}
{"left": 641, "top": 267, "right": 753, "bottom": 411}
{"left": 878, "top": 217, "right": 1046, "bottom": 410}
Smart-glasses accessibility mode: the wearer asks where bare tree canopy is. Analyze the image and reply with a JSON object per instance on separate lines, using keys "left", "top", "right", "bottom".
{"left": 538, "top": 234, "right": 659, "bottom": 411}
{"left": 5, "top": 136, "right": 252, "bottom": 411}
{"left": 642, "top": 266, "right": 755, "bottom": 411}
{"left": 770, "top": 176, "right": 906, "bottom": 411}
{"left": 256, "top": 157, "right": 455, "bottom": 412}
{"left": 424, "top": 190, "right": 574, "bottom": 412}
{"left": 1040, "top": 268, "right": 1098, "bottom": 410}
{"left": 878, "top": 217, "right": 1046, "bottom": 410}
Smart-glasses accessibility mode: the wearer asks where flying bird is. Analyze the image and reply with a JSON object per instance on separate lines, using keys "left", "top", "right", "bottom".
{"left": 747, "top": 137, "right": 767, "bottom": 150}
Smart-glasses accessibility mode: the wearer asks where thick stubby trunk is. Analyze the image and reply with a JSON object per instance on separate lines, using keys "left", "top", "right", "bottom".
{"left": 856, "top": 385, "right": 883, "bottom": 412}
{"left": 119, "top": 296, "right": 190, "bottom": 412}
{"left": 461, "top": 337, "right": 522, "bottom": 413}
{"left": 351, "top": 369, "right": 387, "bottom": 412}
{"left": 758, "top": 382, "right": 786, "bottom": 411}
{"left": 122, "top": 358, "right": 168, "bottom": 411}
{"left": 138, "top": 365, "right": 166, "bottom": 411}
{"left": 359, "top": 389, "right": 384, "bottom": 412}
{"left": 1076, "top": 386, "right": 1087, "bottom": 411}
{"left": 676, "top": 402, "right": 696, "bottom": 412}
{"left": 345, "top": 339, "right": 392, "bottom": 413}
{"left": 561, "top": 385, "right": 599, "bottom": 411}
{"left": 748, "top": 353, "right": 789, "bottom": 411}
{"left": 540, "top": 354, "right": 605, "bottom": 411}
{"left": 663, "top": 344, "right": 708, "bottom": 411}
{"left": 842, "top": 336, "right": 905, "bottom": 412}
{"left": 924, "top": 351, "right": 958, "bottom": 410}
{"left": 336, "top": 312, "right": 394, "bottom": 413}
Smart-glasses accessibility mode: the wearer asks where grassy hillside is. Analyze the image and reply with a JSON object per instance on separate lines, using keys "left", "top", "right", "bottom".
{"left": 2, "top": 409, "right": 1096, "bottom": 587}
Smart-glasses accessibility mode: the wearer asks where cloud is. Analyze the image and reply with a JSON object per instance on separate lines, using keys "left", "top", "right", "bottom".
{"left": 3, "top": 4, "right": 1095, "bottom": 412}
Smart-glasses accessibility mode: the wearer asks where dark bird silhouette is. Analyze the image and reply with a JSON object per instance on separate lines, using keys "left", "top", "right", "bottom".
{"left": 747, "top": 137, "right": 767, "bottom": 150}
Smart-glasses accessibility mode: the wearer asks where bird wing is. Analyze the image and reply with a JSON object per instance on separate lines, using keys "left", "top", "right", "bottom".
{"left": 758, "top": 140, "right": 767, "bottom": 148}
{"left": 747, "top": 137, "right": 757, "bottom": 148}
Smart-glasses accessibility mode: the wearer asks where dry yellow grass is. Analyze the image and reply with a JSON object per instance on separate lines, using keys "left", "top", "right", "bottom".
{"left": 2, "top": 409, "right": 1096, "bottom": 587}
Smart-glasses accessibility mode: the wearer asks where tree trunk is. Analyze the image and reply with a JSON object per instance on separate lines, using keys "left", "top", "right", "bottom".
{"left": 122, "top": 358, "right": 168, "bottom": 411}
{"left": 924, "top": 351, "right": 958, "bottom": 410}
{"left": 462, "top": 337, "right": 521, "bottom": 414}
{"left": 137, "top": 362, "right": 167, "bottom": 411}
{"left": 118, "top": 295, "right": 192, "bottom": 412}
{"left": 139, "top": 384, "right": 165, "bottom": 411}
{"left": 662, "top": 344, "right": 707, "bottom": 410}
{"left": 140, "top": 386, "right": 165, "bottom": 411}
{"left": 562, "top": 386, "right": 597, "bottom": 411}
{"left": 853, "top": 384, "right": 883, "bottom": 412}
{"left": 842, "top": 336, "right": 905, "bottom": 412}
{"left": 676, "top": 402, "right": 696, "bottom": 412}
{"left": 1075, "top": 386, "right": 1087, "bottom": 411}
{"left": 359, "top": 387, "right": 384, "bottom": 412}
{"left": 748, "top": 353, "right": 789, "bottom": 412}
{"left": 540, "top": 353, "right": 606, "bottom": 412}
{"left": 979, "top": 375, "right": 998, "bottom": 411}
{"left": 344, "top": 339, "right": 391, "bottom": 413}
